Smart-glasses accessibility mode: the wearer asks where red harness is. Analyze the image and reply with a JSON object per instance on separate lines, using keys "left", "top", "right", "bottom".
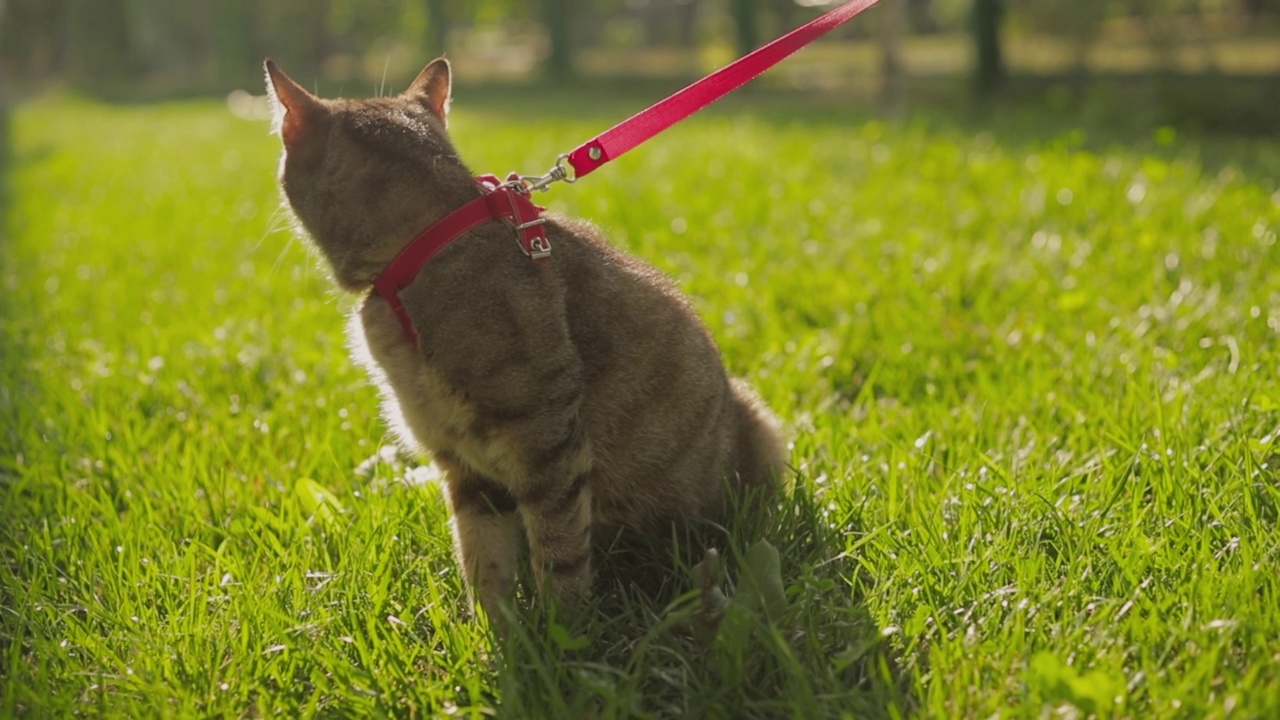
{"left": 371, "top": 174, "right": 549, "bottom": 343}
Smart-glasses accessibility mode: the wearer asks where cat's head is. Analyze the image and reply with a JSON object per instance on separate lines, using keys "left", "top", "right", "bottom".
{"left": 265, "top": 58, "right": 475, "bottom": 292}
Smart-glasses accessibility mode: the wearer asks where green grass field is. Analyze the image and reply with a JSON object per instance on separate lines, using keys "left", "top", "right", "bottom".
{"left": 2, "top": 89, "right": 1279, "bottom": 718}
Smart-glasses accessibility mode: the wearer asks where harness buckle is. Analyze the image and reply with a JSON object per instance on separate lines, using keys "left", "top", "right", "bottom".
{"left": 489, "top": 180, "right": 552, "bottom": 261}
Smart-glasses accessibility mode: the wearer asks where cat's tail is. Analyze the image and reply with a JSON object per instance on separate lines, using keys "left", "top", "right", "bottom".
{"left": 726, "top": 378, "right": 787, "bottom": 496}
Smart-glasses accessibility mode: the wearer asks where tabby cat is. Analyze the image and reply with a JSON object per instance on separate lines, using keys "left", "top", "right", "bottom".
{"left": 264, "top": 57, "right": 785, "bottom": 621}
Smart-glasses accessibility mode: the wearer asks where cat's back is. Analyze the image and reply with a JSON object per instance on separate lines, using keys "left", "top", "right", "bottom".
{"left": 540, "top": 218, "right": 755, "bottom": 524}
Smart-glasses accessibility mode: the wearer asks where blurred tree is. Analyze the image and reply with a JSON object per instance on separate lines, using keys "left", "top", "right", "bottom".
{"left": 674, "top": 0, "right": 698, "bottom": 48}
{"left": 1240, "top": 0, "right": 1280, "bottom": 17}
{"left": 971, "top": 0, "right": 1004, "bottom": 95}
{"left": 731, "top": 0, "right": 760, "bottom": 57}
{"left": 66, "top": 0, "right": 135, "bottom": 86}
{"left": 257, "top": 0, "right": 330, "bottom": 78}
{"left": 1020, "top": 0, "right": 1109, "bottom": 91}
{"left": 544, "top": 0, "right": 574, "bottom": 78}
{"left": 629, "top": 0, "right": 698, "bottom": 49}
{"left": 1, "top": 0, "right": 8, "bottom": 193}
{"left": 1130, "top": 0, "right": 1190, "bottom": 74}
{"left": 309, "top": 0, "right": 331, "bottom": 67}
{"left": 908, "top": 0, "right": 941, "bottom": 33}
{"left": 880, "top": 0, "right": 908, "bottom": 115}
{"left": 0, "top": 0, "right": 66, "bottom": 78}
{"left": 214, "top": 0, "right": 257, "bottom": 85}
{"left": 769, "top": 0, "right": 800, "bottom": 38}
{"left": 426, "top": 0, "right": 450, "bottom": 54}
{"left": 328, "top": 0, "right": 406, "bottom": 56}
{"left": 126, "top": 0, "right": 213, "bottom": 83}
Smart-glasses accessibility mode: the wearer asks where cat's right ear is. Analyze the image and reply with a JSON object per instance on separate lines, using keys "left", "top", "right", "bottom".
{"left": 264, "top": 59, "right": 328, "bottom": 158}
{"left": 405, "top": 58, "right": 452, "bottom": 126}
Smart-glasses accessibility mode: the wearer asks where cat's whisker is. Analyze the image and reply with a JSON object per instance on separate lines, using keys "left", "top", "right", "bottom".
{"left": 254, "top": 207, "right": 292, "bottom": 252}
{"left": 270, "top": 234, "right": 297, "bottom": 277}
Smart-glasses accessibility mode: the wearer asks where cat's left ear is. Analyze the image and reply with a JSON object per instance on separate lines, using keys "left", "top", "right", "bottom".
{"left": 264, "top": 59, "right": 329, "bottom": 153}
{"left": 405, "top": 57, "right": 452, "bottom": 126}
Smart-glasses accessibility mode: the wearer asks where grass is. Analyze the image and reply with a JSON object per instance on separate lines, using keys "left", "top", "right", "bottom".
{"left": 2, "top": 85, "right": 1279, "bottom": 718}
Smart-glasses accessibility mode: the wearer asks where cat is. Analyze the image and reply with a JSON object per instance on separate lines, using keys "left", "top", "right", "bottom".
{"left": 264, "top": 57, "right": 786, "bottom": 622}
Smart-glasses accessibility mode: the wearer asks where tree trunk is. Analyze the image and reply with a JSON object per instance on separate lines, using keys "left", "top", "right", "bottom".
{"left": 676, "top": 0, "right": 697, "bottom": 49}
{"left": 426, "top": 0, "right": 448, "bottom": 55}
{"left": 879, "top": 0, "right": 908, "bottom": 116}
{"left": 66, "top": 0, "right": 134, "bottom": 87}
{"left": 308, "top": 0, "right": 330, "bottom": 70}
{"left": 971, "top": 0, "right": 1004, "bottom": 96}
{"left": 0, "top": 0, "right": 9, "bottom": 208}
{"left": 213, "top": 0, "right": 255, "bottom": 86}
{"left": 543, "top": 0, "right": 574, "bottom": 79}
{"left": 731, "top": 0, "right": 759, "bottom": 58}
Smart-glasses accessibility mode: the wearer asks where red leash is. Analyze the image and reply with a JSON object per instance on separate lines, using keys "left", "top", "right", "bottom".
{"left": 565, "top": 0, "right": 883, "bottom": 180}
{"left": 374, "top": 0, "right": 882, "bottom": 340}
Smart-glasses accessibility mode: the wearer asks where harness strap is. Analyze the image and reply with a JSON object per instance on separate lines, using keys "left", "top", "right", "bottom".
{"left": 371, "top": 177, "right": 548, "bottom": 343}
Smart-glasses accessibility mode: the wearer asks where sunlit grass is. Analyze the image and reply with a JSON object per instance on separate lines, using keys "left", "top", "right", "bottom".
{"left": 2, "top": 91, "right": 1279, "bottom": 718}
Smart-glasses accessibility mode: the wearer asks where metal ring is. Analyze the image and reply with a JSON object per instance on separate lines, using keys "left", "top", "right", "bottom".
{"left": 556, "top": 153, "right": 577, "bottom": 184}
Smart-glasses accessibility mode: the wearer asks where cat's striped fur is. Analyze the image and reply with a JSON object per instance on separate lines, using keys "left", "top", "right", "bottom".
{"left": 266, "top": 58, "right": 785, "bottom": 620}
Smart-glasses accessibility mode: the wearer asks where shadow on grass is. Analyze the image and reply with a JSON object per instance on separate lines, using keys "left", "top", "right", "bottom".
{"left": 0, "top": 74, "right": 39, "bottom": 676}
{"left": 0, "top": 71, "right": 23, "bottom": 464}
{"left": 485, "top": 480, "right": 912, "bottom": 719}
{"left": 0, "top": 70, "right": 10, "bottom": 238}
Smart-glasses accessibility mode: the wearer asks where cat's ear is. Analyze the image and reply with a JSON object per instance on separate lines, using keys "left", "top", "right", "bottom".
{"left": 264, "top": 59, "right": 328, "bottom": 154}
{"left": 404, "top": 58, "right": 452, "bottom": 126}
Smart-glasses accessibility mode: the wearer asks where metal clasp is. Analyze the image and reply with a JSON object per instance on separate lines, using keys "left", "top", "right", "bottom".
{"left": 518, "top": 154, "right": 576, "bottom": 193}
{"left": 526, "top": 233, "right": 552, "bottom": 260}
{"left": 514, "top": 215, "right": 551, "bottom": 259}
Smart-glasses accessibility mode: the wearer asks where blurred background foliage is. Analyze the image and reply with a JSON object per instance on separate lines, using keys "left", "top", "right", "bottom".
{"left": 1, "top": 0, "right": 1278, "bottom": 133}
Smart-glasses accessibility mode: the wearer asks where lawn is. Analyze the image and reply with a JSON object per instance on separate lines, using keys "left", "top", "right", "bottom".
{"left": 2, "top": 87, "right": 1279, "bottom": 718}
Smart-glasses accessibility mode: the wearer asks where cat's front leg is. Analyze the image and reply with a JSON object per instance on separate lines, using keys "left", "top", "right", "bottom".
{"left": 516, "top": 416, "right": 595, "bottom": 609}
{"left": 439, "top": 454, "right": 523, "bottom": 625}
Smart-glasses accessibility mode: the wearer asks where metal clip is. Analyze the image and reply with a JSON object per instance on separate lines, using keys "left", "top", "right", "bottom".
{"left": 519, "top": 154, "right": 576, "bottom": 193}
